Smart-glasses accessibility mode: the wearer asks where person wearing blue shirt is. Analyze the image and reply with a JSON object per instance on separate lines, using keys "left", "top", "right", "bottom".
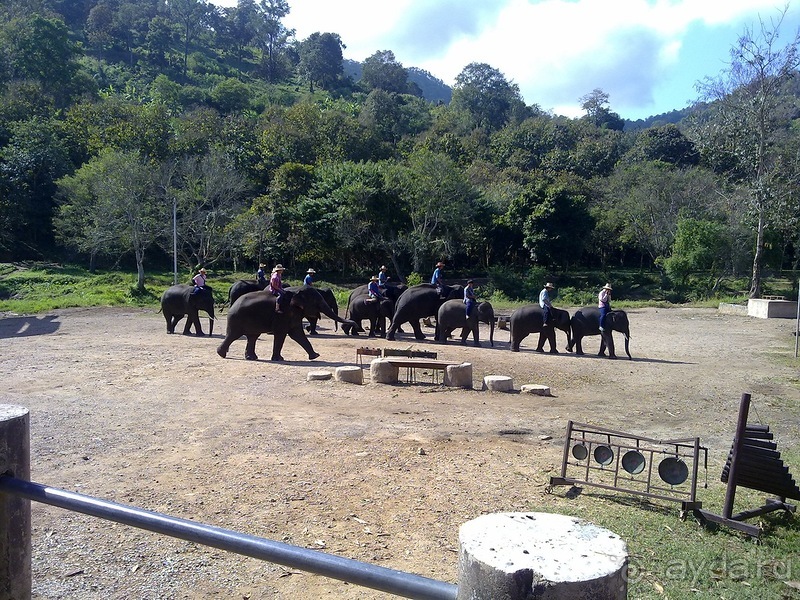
{"left": 464, "top": 280, "right": 476, "bottom": 318}
{"left": 378, "top": 265, "right": 389, "bottom": 288}
{"left": 539, "top": 282, "right": 555, "bottom": 326}
{"left": 431, "top": 261, "right": 445, "bottom": 286}
{"left": 368, "top": 275, "right": 385, "bottom": 300}
{"left": 304, "top": 268, "right": 315, "bottom": 286}
{"left": 256, "top": 263, "right": 267, "bottom": 288}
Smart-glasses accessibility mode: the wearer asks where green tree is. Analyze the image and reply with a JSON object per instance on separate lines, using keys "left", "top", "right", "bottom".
{"left": 579, "top": 88, "right": 624, "bottom": 131}
{"left": 250, "top": 0, "right": 294, "bottom": 83}
{"left": 661, "top": 217, "right": 731, "bottom": 292}
{"left": 297, "top": 32, "right": 344, "bottom": 92}
{"left": 55, "top": 149, "right": 163, "bottom": 290}
{"left": 168, "top": 0, "right": 211, "bottom": 78}
{"left": 451, "top": 62, "right": 524, "bottom": 132}
{"left": 690, "top": 8, "right": 800, "bottom": 297}
{"left": 361, "top": 50, "right": 409, "bottom": 94}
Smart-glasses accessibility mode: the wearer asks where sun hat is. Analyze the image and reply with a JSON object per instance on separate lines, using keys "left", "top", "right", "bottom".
{"left": 259, "top": 263, "right": 266, "bottom": 268}
{"left": 436, "top": 261, "right": 445, "bottom": 267}
{"left": 602, "top": 283, "right": 613, "bottom": 290}
{"left": 380, "top": 265, "right": 387, "bottom": 270}
{"left": 307, "top": 268, "right": 316, "bottom": 274}
{"left": 467, "top": 279, "right": 474, "bottom": 284}
{"left": 370, "top": 275, "right": 379, "bottom": 281}
{"left": 273, "top": 264, "right": 285, "bottom": 272}
{"left": 544, "top": 282, "right": 555, "bottom": 289}
{"left": 199, "top": 268, "right": 206, "bottom": 274}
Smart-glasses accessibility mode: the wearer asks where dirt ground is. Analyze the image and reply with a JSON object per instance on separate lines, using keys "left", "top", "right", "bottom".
{"left": 2, "top": 304, "right": 800, "bottom": 599}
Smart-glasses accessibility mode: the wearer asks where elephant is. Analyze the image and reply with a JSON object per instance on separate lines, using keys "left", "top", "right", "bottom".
{"left": 435, "top": 299, "right": 495, "bottom": 347}
{"left": 228, "top": 279, "right": 265, "bottom": 306}
{"left": 285, "top": 286, "right": 338, "bottom": 335}
{"left": 160, "top": 284, "right": 215, "bottom": 336}
{"left": 216, "top": 285, "right": 355, "bottom": 361}
{"left": 509, "top": 305, "right": 571, "bottom": 353}
{"left": 567, "top": 307, "right": 632, "bottom": 359}
{"left": 386, "top": 283, "right": 464, "bottom": 341}
{"left": 342, "top": 283, "right": 408, "bottom": 337}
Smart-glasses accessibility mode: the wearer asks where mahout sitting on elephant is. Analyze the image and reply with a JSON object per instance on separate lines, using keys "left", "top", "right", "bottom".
{"left": 216, "top": 286, "right": 355, "bottom": 361}
{"left": 567, "top": 307, "right": 631, "bottom": 359}
{"left": 160, "top": 284, "right": 215, "bottom": 336}
{"left": 386, "top": 283, "right": 464, "bottom": 341}
{"left": 435, "top": 299, "right": 495, "bottom": 347}
{"left": 342, "top": 283, "right": 408, "bottom": 337}
{"left": 509, "top": 305, "right": 571, "bottom": 353}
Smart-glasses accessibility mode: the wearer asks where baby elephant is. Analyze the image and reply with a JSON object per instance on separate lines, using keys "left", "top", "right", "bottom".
{"left": 435, "top": 299, "right": 494, "bottom": 347}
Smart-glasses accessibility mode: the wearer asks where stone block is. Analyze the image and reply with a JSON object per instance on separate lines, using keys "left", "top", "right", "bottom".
{"left": 747, "top": 298, "right": 797, "bottom": 319}
{"left": 520, "top": 384, "right": 551, "bottom": 396}
{"left": 444, "top": 362, "right": 473, "bottom": 388}
{"left": 482, "top": 375, "right": 514, "bottom": 392}
{"left": 370, "top": 358, "right": 399, "bottom": 384}
{"left": 335, "top": 365, "right": 363, "bottom": 384}
{"left": 307, "top": 370, "right": 332, "bottom": 381}
{"left": 458, "top": 512, "right": 628, "bottom": 600}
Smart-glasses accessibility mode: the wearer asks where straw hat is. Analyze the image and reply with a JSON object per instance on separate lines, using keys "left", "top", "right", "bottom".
{"left": 199, "top": 268, "right": 206, "bottom": 274}
{"left": 306, "top": 268, "right": 316, "bottom": 274}
{"left": 370, "top": 275, "right": 379, "bottom": 281}
{"left": 544, "top": 282, "right": 555, "bottom": 289}
{"left": 436, "top": 261, "right": 445, "bottom": 267}
{"left": 259, "top": 263, "right": 266, "bottom": 268}
{"left": 602, "top": 283, "right": 613, "bottom": 290}
{"left": 380, "top": 265, "right": 388, "bottom": 271}
{"left": 272, "top": 264, "right": 285, "bottom": 272}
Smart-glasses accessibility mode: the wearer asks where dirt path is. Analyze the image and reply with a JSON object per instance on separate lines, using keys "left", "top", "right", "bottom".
{"left": 1, "top": 305, "right": 799, "bottom": 598}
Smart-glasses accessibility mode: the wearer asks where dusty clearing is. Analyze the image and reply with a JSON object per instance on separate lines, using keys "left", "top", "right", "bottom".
{"left": 1, "top": 305, "right": 799, "bottom": 599}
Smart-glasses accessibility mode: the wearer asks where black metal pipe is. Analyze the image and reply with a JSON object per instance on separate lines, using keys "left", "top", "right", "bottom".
{"left": 0, "top": 476, "right": 458, "bottom": 600}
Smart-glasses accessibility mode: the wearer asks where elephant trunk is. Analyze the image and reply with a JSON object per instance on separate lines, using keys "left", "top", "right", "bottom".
{"left": 318, "top": 299, "right": 356, "bottom": 331}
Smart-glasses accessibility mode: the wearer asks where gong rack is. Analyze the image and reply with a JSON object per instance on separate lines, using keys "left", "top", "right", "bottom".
{"left": 548, "top": 420, "right": 707, "bottom": 512}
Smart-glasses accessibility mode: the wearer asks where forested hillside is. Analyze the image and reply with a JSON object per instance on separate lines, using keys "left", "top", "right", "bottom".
{"left": 1, "top": 0, "right": 799, "bottom": 299}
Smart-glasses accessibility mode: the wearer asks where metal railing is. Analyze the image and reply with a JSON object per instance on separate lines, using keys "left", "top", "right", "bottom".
{"left": 0, "top": 474, "right": 457, "bottom": 600}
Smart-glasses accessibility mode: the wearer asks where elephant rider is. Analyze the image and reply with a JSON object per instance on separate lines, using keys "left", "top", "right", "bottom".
{"left": 378, "top": 265, "right": 389, "bottom": 289}
{"left": 539, "top": 282, "right": 555, "bottom": 326}
{"left": 191, "top": 268, "right": 207, "bottom": 295}
{"left": 598, "top": 283, "right": 613, "bottom": 331}
{"left": 256, "top": 263, "right": 267, "bottom": 288}
{"left": 269, "top": 264, "right": 287, "bottom": 313}
{"left": 304, "top": 268, "right": 316, "bottom": 286}
{"left": 431, "top": 261, "right": 445, "bottom": 297}
{"left": 366, "top": 275, "right": 385, "bottom": 303}
{"left": 464, "top": 279, "right": 476, "bottom": 318}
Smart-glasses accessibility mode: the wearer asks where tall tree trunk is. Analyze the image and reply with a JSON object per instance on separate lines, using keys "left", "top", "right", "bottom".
{"left": 749, "top": 205, "right": 765, "bottom": 298}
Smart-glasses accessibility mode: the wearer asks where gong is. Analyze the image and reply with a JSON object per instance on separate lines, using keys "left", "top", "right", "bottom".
{"left": 571, "top": 443, "right": 588, "bottom": 460}
{"left": 621, "top": 450, "right": 646, "bottom": 475}
{"left": 658, "top": 457, "right": 689, "bottom": 485}
{"left": 593, "top": 445, "right": 614, "bottom": 466}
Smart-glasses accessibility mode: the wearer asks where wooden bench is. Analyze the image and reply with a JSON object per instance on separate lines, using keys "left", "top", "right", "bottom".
{"left": 762, "top": 295, "right": 786, "bottom": 300}
{"left": 382, "top": 358, "right": 458, "bottom": 384}
{"left": 355, "top": 347, "right": 382, "bottom": 367}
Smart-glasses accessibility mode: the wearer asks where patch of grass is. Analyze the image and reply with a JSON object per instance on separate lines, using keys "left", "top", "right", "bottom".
{"left": 543, "top": 472, "right": 800, "bottom": 599}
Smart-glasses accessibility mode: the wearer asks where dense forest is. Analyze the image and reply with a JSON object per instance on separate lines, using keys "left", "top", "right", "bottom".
{"left": 1, "top": 0, "right": 799, "bottom": 299}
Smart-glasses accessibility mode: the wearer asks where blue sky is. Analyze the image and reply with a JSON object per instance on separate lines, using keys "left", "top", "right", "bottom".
{"left": 212, "top": 0, "right": 800, "bottom": 121}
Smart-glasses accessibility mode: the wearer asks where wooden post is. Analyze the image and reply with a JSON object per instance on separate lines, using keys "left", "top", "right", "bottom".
{"left": 722, "top": 393, "right": 751, "bottom": 519}
{"left": 0, "top": 405, "right": 31, "bottom": 600}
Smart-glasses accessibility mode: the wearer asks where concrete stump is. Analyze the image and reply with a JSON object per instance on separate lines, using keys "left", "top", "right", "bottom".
{"left": 307, "top": 370, "right": 332, "bottom": 381}
{"left": 335, "top": 366, "right": 363, "bottom": 385}
{"left": 444, "top": 362, "right": 473, "bottom": 388}
{"left": 458, "top": 512, "right": 627, "bottom": 600}
{"left": 482, "top": 375, "right": 514, "bottom": 392}
{"left": 370, "top": 358, "right": 399, "bottom": 384}
{"left": 521, "top": 384, "right": 551, "bottom": 396}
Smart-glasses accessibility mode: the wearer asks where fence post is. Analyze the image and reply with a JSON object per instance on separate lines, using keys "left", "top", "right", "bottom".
{"left": 457, "top": 512, "right": 628, "bottom": 599}
{"left": 0, "top": 405, "right": 31, "bottom": 600}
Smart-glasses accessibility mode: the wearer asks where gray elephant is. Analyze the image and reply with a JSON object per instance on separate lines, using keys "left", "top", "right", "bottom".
{"left": 160, "top": 284, "right": 215, "bottom": 336}
{"left": 285, "top": 285, "right": 339, "bottom": 335}
{"left": 509, "top": 305, "right": 571, "bottom": 353}
{"left": 567, "top": 307, "right": 631, "bottom": 359}
{"left": 386, "top": 283, "right": 464, "bottom": 341}
{"left": 228, "top": 279, "right": 264, "bottom": 306}
{"left": 435, "top": 299, "right": 495, "bottom": 347}
{"left": 216, "top": 286, "right": 354, "bottom": 361}
{"left": 342, "top": 283, "right": 408, "bottom": 337}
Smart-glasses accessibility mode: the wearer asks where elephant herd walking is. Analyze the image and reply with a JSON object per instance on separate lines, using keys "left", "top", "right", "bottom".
{"left": 160, "top": 280, "right": 631, "bottom": 362}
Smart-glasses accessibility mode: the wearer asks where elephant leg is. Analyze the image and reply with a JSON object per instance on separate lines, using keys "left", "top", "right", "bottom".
{"left": 286, "top": 327, "right": 320, "bottom": 360}
{"left": 601, "top": 332, "right": 617, "bottom": 358}
{"left": 244, "top": 334, "right": 260, "bottom": 360}
{"left": 165, "top": 313, "right": 175, "bottom": 334}
{"left": 216, "top": 335, "right": 235, "bottom": 358}
{"left": 306, "top": 318, "right": 318, "bottom": 335}
{"left": 411, "top": 320, "right": 425, "bottom": 340}
{"left": 182, "top": 311, "right": 197, "bottom": 335}
{"left": 193, "top": 313, "right": 205, "bottom": 336}
{"left": 511, "top": 331, "right": 527, "bottom": 352}
{"left": 574, "top": 335, "right": 585, "bottom": 355}
{"left": 546, "top": 329, "right": 558, "bottom": 353}
{"left": 535, "top": 330, "right": 547, "bottom": 352}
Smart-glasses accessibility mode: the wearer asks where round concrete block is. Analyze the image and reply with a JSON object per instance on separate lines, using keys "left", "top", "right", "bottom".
{"left": 482, "top": 375, "right": 514, "bottom": 392}
{"left": 370, "top": 358, "right": 399, "bottom": 384}
{"left": 458, "top": 512, "right": 628, "bottom": 600}
{"left": 444, "top": 362, "right": 473, "bottom": 388}
{"left": 521, "top": 384, "right": 551, "bottom": 396}
{"left": 335, "top": 365, "right": 363, "bottom": 385}
{"left": 307, "top": 370, "right": 332, "bottom": 381}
